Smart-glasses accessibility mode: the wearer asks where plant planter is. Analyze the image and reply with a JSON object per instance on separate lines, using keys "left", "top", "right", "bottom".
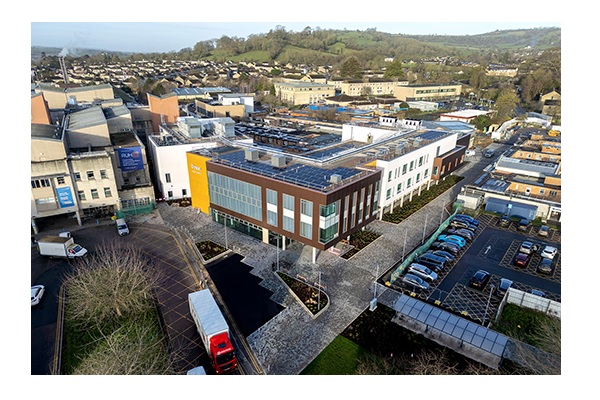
{"left": 276, "top": 272, "right": 329, "bottom": 318}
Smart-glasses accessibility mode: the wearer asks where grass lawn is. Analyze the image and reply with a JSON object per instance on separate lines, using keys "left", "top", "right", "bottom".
{"left": 300, "top": 336, "right": 367, "bottom": 375}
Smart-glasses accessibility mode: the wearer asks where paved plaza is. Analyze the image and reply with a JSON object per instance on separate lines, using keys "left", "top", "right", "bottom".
{"left": 154, "top": 154, "right": 490, "bottom": 375}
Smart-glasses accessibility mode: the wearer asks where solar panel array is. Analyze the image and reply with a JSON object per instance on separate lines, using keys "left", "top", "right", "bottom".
{"left": 215, "top": 150, "right": 364, "bottom": 191}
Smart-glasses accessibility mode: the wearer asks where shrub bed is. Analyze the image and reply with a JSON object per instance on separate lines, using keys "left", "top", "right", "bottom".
{"left": 341, "top": 229, "right": 381, "bottom": 259}
{"left": 277, "top": 272, "right": 328, "bottom": 315}
{"left": 382, "top": 175, "right": 463, "bottom": 224}
{"left": 196, "top": 240, "right": 227, "bottom": 260}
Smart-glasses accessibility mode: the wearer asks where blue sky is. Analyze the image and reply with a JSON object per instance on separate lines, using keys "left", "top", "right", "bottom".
{"left": 30, "top": 20, "right": 560, "bottom": 54}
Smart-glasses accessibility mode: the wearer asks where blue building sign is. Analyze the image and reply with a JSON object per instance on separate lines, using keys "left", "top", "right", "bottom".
{"left": 118, "top": 147, "right": 144, "bottom": 172}
{"left": 56, "top": 186, "right": 75, "bottom": 208}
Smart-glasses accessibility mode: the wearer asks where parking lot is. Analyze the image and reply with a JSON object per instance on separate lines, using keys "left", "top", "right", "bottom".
{"left": 383, "top": 212, "right": 561, "bottom": 325}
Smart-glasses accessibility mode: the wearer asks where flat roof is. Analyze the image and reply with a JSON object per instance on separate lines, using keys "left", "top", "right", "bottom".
{"left": 209, "top": 149, "right": 373, "bottom": 192}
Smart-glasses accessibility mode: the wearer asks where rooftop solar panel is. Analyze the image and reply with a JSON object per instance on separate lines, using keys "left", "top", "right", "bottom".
{"left": 215, "top": 150, "right": 364, "bottom": 191}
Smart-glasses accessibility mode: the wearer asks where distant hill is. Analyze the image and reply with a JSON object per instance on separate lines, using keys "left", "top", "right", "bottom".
{"left": 31, "top": 46, "right": 133, "bottom": 61}
{"left": 31, "top": 27, "right": 560, "bottom": 65}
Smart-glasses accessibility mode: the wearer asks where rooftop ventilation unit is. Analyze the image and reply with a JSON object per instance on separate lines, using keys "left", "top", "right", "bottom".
{"left": 330, "top": 174, "right": 342, "bottom": 184}
{"left": 271, "top": 154, "right": 286, "bottom": 168}
{"left": 245, "top": 149, "right": 259, "bottom": 162}
{"left": 395, "top": 143, "right": 406, "bottom": 155}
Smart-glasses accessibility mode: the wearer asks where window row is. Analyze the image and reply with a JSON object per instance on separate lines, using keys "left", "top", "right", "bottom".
{"left": 74, "top": 170, "right": 109, "bottom": 181}
{"left": 31, "top": 176, "right": 69, "bottom": 189}
{"left": 77, "top": 187, "right": 113, "bottom": 201}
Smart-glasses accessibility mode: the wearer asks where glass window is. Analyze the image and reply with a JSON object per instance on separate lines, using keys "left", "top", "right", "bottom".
{"left": 165, "top": 173, "right": 171, "bottom": 183}
{"left": 100, "top": 170, "right": 108, "bottom": 179}
{"left": 300, "top": 221, "right": 312, "bottom": 239}
{"left": 300, "top": 199, "right": 312, "bottom": 216}
{"left": 87, "top": 171, "right": 95, "bottom": 180}
{"left": 91, "top": 189, "right": 99, "bottom": 199}
{"left": 56, "top": 176, "right": 65, "bottom": 185}
{"left": 104, "top": 187, "right": 112, "bottom": 198}
{"left": 386, "top": 188, "right": 391, "bottom": 200}
{"left": 77, "top": 190, "right": 85, "bottom": 201}
{"left": 74, "top": 172, "right": 81, "bottom": 181}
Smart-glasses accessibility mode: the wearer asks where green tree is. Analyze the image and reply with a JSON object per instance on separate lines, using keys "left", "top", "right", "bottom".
{"left": 472, "top": 114, "right": 492, "bottom": 131}
{"left": 340, "top": 56, "right": 363, "bottom": 79}
{"left": 493, "top": 89, "right": 520, "bottom": 123}
{"left": 384, "top": 60, "right": 404, "bottom": 79}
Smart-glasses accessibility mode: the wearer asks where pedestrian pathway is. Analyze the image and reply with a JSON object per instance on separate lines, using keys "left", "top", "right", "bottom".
{"left": 156, "top": 155, "right": 491, "bottom": 375}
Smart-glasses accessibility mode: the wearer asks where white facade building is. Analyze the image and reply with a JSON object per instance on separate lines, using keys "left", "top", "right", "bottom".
{"left": 374, "top": 132, "right": 459, "bottom": 218}
{"left": 148, "top": 117, "right": 251, "bottom": 200}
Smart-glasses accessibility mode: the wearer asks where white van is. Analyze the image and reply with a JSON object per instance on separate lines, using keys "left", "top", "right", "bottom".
{"left": 116, "top": 218, "right": 129, "bottom": 236}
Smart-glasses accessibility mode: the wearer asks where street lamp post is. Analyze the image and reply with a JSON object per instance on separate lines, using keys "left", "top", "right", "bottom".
{"left": 483, "top": 285, "right": 495, "bottom": 326}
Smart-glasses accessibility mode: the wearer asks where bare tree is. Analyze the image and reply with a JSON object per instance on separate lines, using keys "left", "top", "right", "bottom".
{"left": 408, "top": 348, "right": 460, "bottom": 375}
{"left": 64, "top": 241, "right": 161, "bottom": 327}
{"left": 71, "top": 318, "right": 176, "bottom": 375}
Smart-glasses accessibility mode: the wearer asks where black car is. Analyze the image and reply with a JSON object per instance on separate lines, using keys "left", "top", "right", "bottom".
{"left": 499, "top": 215, "right": 510, "bottom": 227}
{"left": 469, "top": 270, "right": 491, "bottom": 290}
{"left": 445, "top": 228, "right": 473, "bottom": 241}
{"left": 431, "top": 241, "right": 460, "bottom": 255}
{"left": 427, "top": 249, "right": 456, "bottom": 262}
{"left": 537, "top": 258, "right": 554, "bottom": 275}
{"left": 495, "top": 278, "right": 513, "bottom": 297}
{"left": 518, "top": 218, "right": 531, "bottom": 231}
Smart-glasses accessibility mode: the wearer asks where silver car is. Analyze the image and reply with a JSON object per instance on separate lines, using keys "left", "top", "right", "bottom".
{"left": 407, "top": 263, "right": 438, "bottom": 282}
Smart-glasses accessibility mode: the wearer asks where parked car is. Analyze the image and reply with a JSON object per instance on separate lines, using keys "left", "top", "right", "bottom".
{"left": 407, "top": 263, "right": 438, "bottom": 282}
{"left": 466, "top": 149, "right": 476, "bottom": 156}
{"left": 513, "top": 252, "right": 531, "bottom": 267}
{"left": 483, "top": 149, "right": 495, "bottom": 158}
{"left": 496, "top": 278, "right": 513, "bottom": 297}
{"left": 438, "top": 234, "right": 466, "bottom": 248}
{"left": 454, "top": 214, "right": 479, "bottom": 227}
{"left": 518, "top": 218, "right": 531, "bottom": 231}
{"left": 537, "top": 258, "right": 554, "bottom": 274}
{"left": 499, "top": 215, "right": 510, "bottom": 227}
{"left": 31, "top": 285, "right": 45, "bottom": 306}
{"left": 453, "top": 228, "right": 475, "bottom": 241}
{"left": 450, "top": 219, "right": 477, "bottom": 231}
{"left": 431, "top": 241, "right": 460, "bottom": 255}
{"left": 445, "top": 228, "right": 474, "bottom": 241}
{"left": 402, "top": 273, "right": 430, "bottom": 291}
{"left": 115, "top": 218, "right": 129, "bottom": 236}
{"left": 469, "top": 270, "right": 491, "bottom": 289}
{"left": 538, "top": 225, "right": 550, "bottom": 237}
{"left": 541, "top": 246, "right": 558, "bottom": 259}
{"left": 415, "top": 253, "right": 446, "bottom": 271}
{"left": 519, "top": 241, "right": 540, "bottom": 255}
{"left": 428, "top": 249, "right": 456, "bottom": 262}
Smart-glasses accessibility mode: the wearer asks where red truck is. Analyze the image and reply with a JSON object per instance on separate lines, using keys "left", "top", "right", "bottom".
{"left": 188, "top": 289, "right": 238, "bottom": 374}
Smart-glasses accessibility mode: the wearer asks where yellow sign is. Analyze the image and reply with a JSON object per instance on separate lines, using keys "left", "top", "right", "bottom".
{"left": 186, "top": 152, "right": 211, "bottom": 214}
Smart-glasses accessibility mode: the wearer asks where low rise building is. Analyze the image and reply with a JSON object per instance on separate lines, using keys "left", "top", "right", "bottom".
{"left": 393, "top": 84, "right": 461, "bottom": 102}
{"left": 273, "top": 81, "right": 336, "bottom": 106}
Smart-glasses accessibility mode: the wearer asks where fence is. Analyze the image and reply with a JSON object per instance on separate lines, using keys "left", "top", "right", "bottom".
{"left": 497, "top": 288, "right": 561, "bottom": 320}
{"left": 389, "top": 209, "right": 458, "bottom": 284}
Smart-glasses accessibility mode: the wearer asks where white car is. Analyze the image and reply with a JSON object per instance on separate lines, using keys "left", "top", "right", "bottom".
{"left": 466, "top": 149, "right": 476, "bottom": 156}
{"left": 407, "top": 263, "right": 438, "bottom": 282}
{"left": 31, "top": 285, "right": 45, "bottom": 306}
{"left": 541, "top": 246, "right": 558, "bottom": 259}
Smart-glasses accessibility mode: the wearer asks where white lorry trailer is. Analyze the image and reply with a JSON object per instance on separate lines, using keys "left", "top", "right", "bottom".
{"left": 37, "top": 233, "right": 88, "bottom": 258}
{"left": 188, "top": 289, "right": 238, "bottom": 374}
